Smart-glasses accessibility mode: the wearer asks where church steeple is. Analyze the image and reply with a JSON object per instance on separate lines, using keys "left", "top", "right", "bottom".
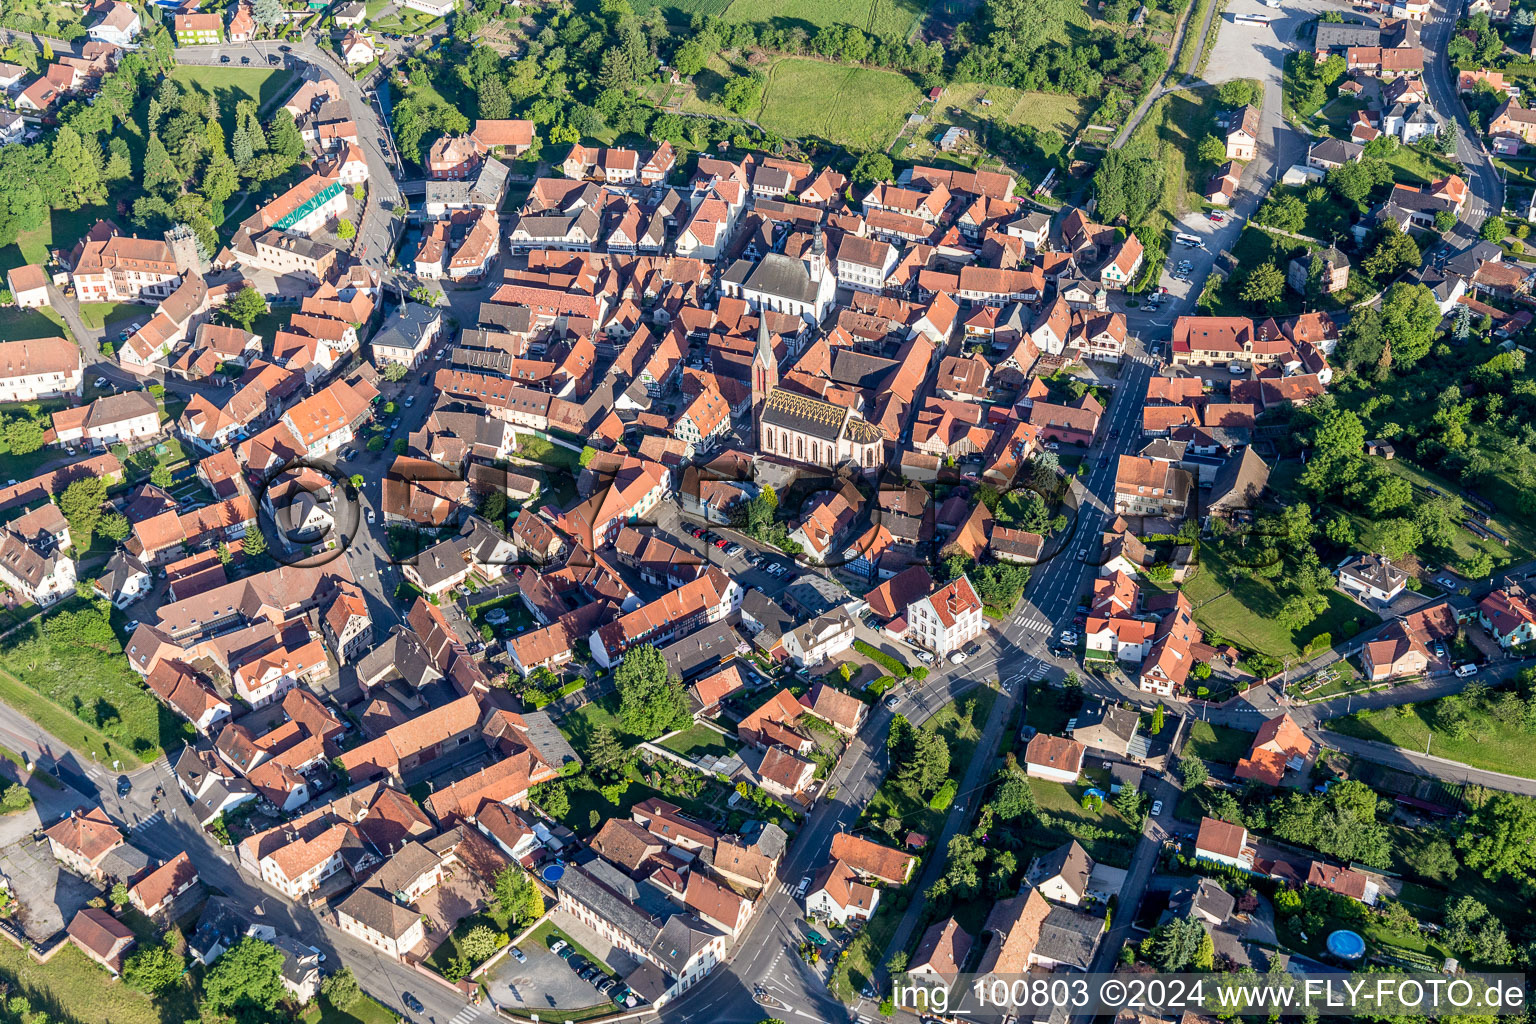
{"left": 808, "top": 222, "right": 826, "bottom": 281}
{"left": 751, "top": 314, "right": 778, "bottom": 441}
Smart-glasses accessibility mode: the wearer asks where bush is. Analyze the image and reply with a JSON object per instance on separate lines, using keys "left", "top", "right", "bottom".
{"left": 854, "top": 640, "right": 907, "bottom": 676}
{"left": 928, "top": 777, "right": 957, "bottom": 811}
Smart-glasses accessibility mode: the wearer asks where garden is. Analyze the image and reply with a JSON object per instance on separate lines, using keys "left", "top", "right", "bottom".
{"left": 1325, "top": 677, "right": 1536, "bottom": 780}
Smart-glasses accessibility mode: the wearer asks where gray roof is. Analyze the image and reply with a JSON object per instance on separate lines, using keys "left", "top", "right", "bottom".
{"left": 356, "top": 626, "right": 442, "bottom": 691}
{"left": 781, "top": 573, "right": 845, "bottom": 618}
{"left": 370, "top": 841, "right": 441, "bottom": 898}
{"left": 741, "top": 590, "right": 795, "bottom": 652}
{"left": 650, "top": 914, "right": 722, "bottom": 977}
{"left": 1169, "top": 877, "right": 1235, "bottom": 923}
{"left": 373, "top": 302, "right": 441, "bottom": 355}
{"left": 559, "top": 863, "right": 664, "bottom": 947}
{"left": 87, "top": 390, "right": 157, "bottom": 427}
{"left": 659, "top": 621, "right": 746, "bottom": 681}
{"left": 520, "top": 709, "right": 580, "bottom": 769}
{"left": 1339, "top": 552, "right": 1406, "bottom": 591}
{"left": 406, "top": 536, "right": 469, "bottom": 590}
{"left": 740, "top": 252, "right": 821, "bottom": 305}
{"left": 1314, "top": 22, "right": 1383, "bottom": 49}
{"left": 1308, "top": 137, "right": 1363, "bottom": 164}
{"left": 1035, "top": 904, "right": 1102, "bottom": 969}
{"left": 1446, "top": 241, "right": 1503, "bottom": 278}
{"left": 477, "top": 303, "right": 533, "bottom": 333}
{"left": 1207, "top": 446, "right": 1271, "bottom": 512}
{"left": 99, "top": 843, "right": 153, "bottom": 884}
{"left": 425, "top": 157, "right": 511, "bottom": 208}
{"left": 753, "top": 822, "right": 788, "bottom": 860}
{"left": 829, "top": 349, "right": 899, "bottom": 390}
{"left": 97, "top": 549, "right": 148, "bottom": 594}
{"left": 1027, "top": 840, "right": 1093, "bottom": 898}
{"left": 337, "top": 886, "right": 420, "bottom": 939}
{"left": 1072, "top": 700, "right": 1140, "bottom": 746}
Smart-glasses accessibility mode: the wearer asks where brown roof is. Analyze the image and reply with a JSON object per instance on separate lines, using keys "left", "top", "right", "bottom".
{"left": 866, "top": 565, "right": 935, "bottom": 620}
{"left": 684, "top": 869, "right": 749, "bottom": 928}
{"left": 912, "top": 916, "right": 973, "bottom": 983}
{"left": 713, "top": 836, "right": 776, "bottom": 886}
{"left": 759, "top": 746, "right": 814, "bottom": 792}
{"left": 828, "top": 833, "right": 916, "bottom": 885}
{"left": 45, "top": 806, "right": 123, "bottom": 863}
{"left": 1196, "top": 816, "right": 1247, "bottom": 859}
{"left": 1025, "top": 733, "right": 1085, "bottom": 775}
{"left": 590, "top": 818, "right": 662, "bottom": 873}
{"left": 67, "top": 907, "right": 134, "bottom": 962}
{"left": 338, "top": 693, "right": 483, "bottom": 776}
{"left": 978, "top": 888, "right": 1051, "bottom": 974}
{"left": 128, "top": 851, "right": 197, "bottom": 910}
{"left": 808, "top": 682, "right": 864, "bottom": 732}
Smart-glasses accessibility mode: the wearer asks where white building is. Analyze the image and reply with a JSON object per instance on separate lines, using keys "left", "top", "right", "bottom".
{"left": 0, "top": 337, "right": 82, "bottom": 402}
{"left": 782, "top": 608, "right": 856, "bottom": 669}
{"left": 720, "top": 228, "right": 839, "bottom": 325}
{"left": 371, "top": 302, "right": 443, "bottom": 370}
{"left": 834, "top": 235, "right": 898, "bottom": 293}
{"left": 1023, "top": 733, "right": 1085, "bottom": 784}
{"left": 806, "top": 861, "right": 879, "bottom": 926}
{"left": 905, "top": 575, "right": 985, "bottom": 657}
{"left": 1194, "top": 817, "right": 1254, "bottom": 870}
{"left": 1337, "top": 553, "right": 1408, "bottom": 604}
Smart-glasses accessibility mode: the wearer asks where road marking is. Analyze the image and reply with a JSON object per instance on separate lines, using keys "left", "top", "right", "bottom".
{"left": 448, "top": 1008, "right": 484, "bottom": 1024}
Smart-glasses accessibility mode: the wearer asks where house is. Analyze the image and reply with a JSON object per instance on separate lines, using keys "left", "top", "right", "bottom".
{"left": 371, "top": 301, "right": 443, "bottom": 369}
{"left": 174, "top": 12, "right": 221, "bottom": 44}
{"left": 45, "top": 807, "right": 124, "bottom": 881}
{"left": 828, "top": 832, "right": 918, "bottom": 885}
{"left": 1167, "top": 878, "right": 1236, "bottom": 927}
{"left": 0, "top": 504, "right": 76, "bottom": 607}
{"left": 976, "top": 888, "right": 1102, "bottom": 973}
{"left": 275, "top": 936, "right": 324, "bottom": 1003}
{"left": 72, "top": 234, "right": 183, "bottom": 303}
{"left": 806, "top": 860, "right": 879, "bottom": 926}
{"left": 1024, "top": 733, "right": 1086, "bottom": 783}
{"left": 1225, "top": 105, "right": 1261, "bottom": 160}
{"left": 806, "top": 681, "right": 866, "bottom": 736}
{"left": 67, "top": 908, "right": 136, "bottom": 975}
{"left": 1337, "top": 553, "right": 1408, "bottom": 604}
{"left": 1362, "top": 619, "right": 1432, "bottom": 680}
{"left": 86, "top": 0, "right": 141, "bottom": 47}
{"left": 341, "top": 31, "right": 376, "bottom": 66}
{"left": 758, "top": 746, "right": 816, "bottom": 801}
{"left": 7, "top": 264, "right": 49, "bottom": 308}
{"left": 1025, "top": 840, "right": 1096, "bottom": 906}
{"left": 1489, "top": 99, "right": 1536, "bottom": 143}
{"left": 1070, "top": 700, "right": 1139, "bottom": 756}
{"left": 1234, "top": 713, "right": 1313, "bottom": 786}
{"left": 94, "top": 550, "right": 152, "bottom": 609}
{"left": 782, "top": 608, "right": 856, "bottom": 668}
{"left": 1194, "top": 816, "right": 1253, "bottom": 870}
{"left": 1114, "top": 454, "right": 1193, "bottom": 519}
{"left": 1306, "top": 137, "right": 1365, "bottom": 171}
{"left": 52, "top": 391, "right": 161, "bottom": 447}
{"left": 1288, "top": 247, "right": 1350, "bottom": 295}
{"left": 0, "top": 337, "right": 82, "bottom": 402}
{"left": 909, "top": 918, "right": 972, "bottom": 985}
{"left": 336, "top": 886, "right": 427, "bottom": 959}
{"left": 1478, "top": 587, "right": 1536, "bottom": 648}
{"left": 1307, "top": 861, "right": 1380, "bottom": 905}
{"left": 905, "top": 574, "right": 985, "bottom": 657}
{"left": 128, "top": 851, "right": 199, "bottom": 916}
{"left": 1205, "top": 162, "right": 1242, "bottom": 206}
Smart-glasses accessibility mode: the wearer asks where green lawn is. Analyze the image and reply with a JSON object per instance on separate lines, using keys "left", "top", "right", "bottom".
{"left": 0, "top": 602, "right": 193, "bottom": 767}
{"left": 0, "top": 931, "right": 194, "bottom": 1024}
{"left": 304, "top": 994, "right": 401, "bottom": 1024}
{"left": 630, "top": 0, "right": 732, "bottom": 18}
{"left": 860, "top": 688, "right": 996, "bottom": 844}
{"left": 719, "top": 0, "right": 930, "bottom": 39}
{"left": 0, "top": 306, "right": 66, "bottom": 338}
{"left": 658, "top": 722, "right": 740, "bottom": 760}
{"left": 1325, "top": 700, "right": 1536, "bottom": 779}
{"left": 168, "top": 64, "right": 294, "bottom": 108}
{"left": 78, "top": 302, "right": 140, "bottom": 331}
{"left": 1128, "top": 84, "right": 1226, "bottom": 238}
{"left": 1182, "top": 720, "right": 1254, "bottom": 765}
{"left": 894, "top": 82, "right": 1088, "bottom": 183}
{"left": 558, "top": 694, "right": 632, "bottom": 760}
{"left": 0, "top": 205, "right": 113, "bottom": 278}
{"left": 1183, "top": 547, "right": 1377, "bottom": 661}
{"left": 1379, "top": 143, "right": 1459, "bottom": 186}
{"left": 685, "top": 56, "right": 921, "bottom": 152}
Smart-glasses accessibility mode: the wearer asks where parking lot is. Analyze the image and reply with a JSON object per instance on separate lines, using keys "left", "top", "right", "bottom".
{"left": 0, "top": 830, "right": 99, "bottom": 941}
{"left": 485, "top": 912, "right": 637, "bottom": 1016}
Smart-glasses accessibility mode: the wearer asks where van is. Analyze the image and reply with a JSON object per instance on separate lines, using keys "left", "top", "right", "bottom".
{"left": 1455, "top": 663, "right": 1478, "bottom": 677}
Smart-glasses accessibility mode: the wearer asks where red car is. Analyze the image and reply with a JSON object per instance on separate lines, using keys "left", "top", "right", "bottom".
{"left": 714, "top": 538, "right": 729, "bottom": 548}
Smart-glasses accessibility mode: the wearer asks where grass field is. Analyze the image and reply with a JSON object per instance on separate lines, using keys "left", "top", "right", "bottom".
{"left": 1129, "top": 85, "right": 1221, "bottom": 238}
{"left": 0, "top": 932, "right": 192, "bottom": 1024}
{"left": 685, "top": 56, "right": 920, "bottom": 151}
{"left": 659, "top": 722, "right": 740, "bottom": 760}
{"left": 1183, "top": 548, "right": 1378, "bottom": 661}
{"left": 861, "top": 688, "right": 996, "bottom": 843}
{"left": 1326, "top": 700, "right": 1536, "bottom": 779}
{"left": 0, "top": 306, "right": 66, "bottom": 338}
{"left": 304, "top": 994, "right": 400, "bottom": 1024}
{"left": 77, "top": 302, "right": 139, "bottom": 331}
{"left": 720, "top": 0, "right": 928, "bottom": 39}
{"left": 630, "top": 0, "right": 733, "bottom": 19}
{"left": 1182, "top": 720, "right": 1254, "bottom": 764}
{"left": 169, "top": 65, "right": 294, "bottom": 110}
{"left": 897, "top": 82, "right": 1089, "bottom": 179}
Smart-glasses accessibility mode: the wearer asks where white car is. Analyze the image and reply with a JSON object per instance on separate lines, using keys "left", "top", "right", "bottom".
{"left": 366, "top": 508, "right": 376, "bottom": 523}
{"left": 1151, "top": 800, "right": 1164, "bottom": 816}
{"left": 914, "top": 650, "right": 935, "bottom": 665}
{"left": 795, "top": 876, "right": 812, "bottom": 898}
{"left": 1455, "top": 663, "right": 1478, "bottom": 677}
{"left": 948, "top": 650, "right": 967, "bottom": 665}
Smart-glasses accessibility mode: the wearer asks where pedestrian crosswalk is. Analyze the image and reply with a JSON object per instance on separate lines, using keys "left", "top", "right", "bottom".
{"left": 1012, "top": 614, "right": 1051, "bottom": 632}
{"left": 447, "top": 1005, "right": 488, "bottom": 1024}
{"left": 131, "top": 810, "right": 164, "bottom": 833}
{"left": 773, "top": 880, "right": 806, "bottom": 898}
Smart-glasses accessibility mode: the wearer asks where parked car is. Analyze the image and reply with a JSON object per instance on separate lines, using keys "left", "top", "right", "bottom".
{"left": 366, "top": 508, "right": 376, "bottom": 524}
{"left": 566, "top": 956, "right": 589, "bottom": 974}
{"left": 884, "top": 694, "right": 900, "bottom": 709}
{"left": 402, "top": 995, "right": 423, "bottom": 1014}
{"left": 914, "top": 649, "right": 934, "bottom": 664}
{"left": 1151, "top": 800, "right": 1164, "bottom": 816}
{"left": 549, "top": 940, "right": 570, "bottom": 957}
{"left": 404, "top": 395, "right": 415, "bottom": 407}
{"left": 1455, "top": 663, "right": 1478, "bottom": 677}
{"left": 948, "top": 650, "right": 967, "bottom": 665}
{"left": 117, "top": 775, "right": 132, "bottom": 797}
{"left": 94, "top": 376, "right": 108, "bottom": 388}
{"left": 1436, "top": 576, "right": 1458, "bottom": 588}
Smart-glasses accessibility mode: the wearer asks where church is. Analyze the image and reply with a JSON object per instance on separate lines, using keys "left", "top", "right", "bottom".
{"left": 720, "top": 225, "right": 839, "bottom": 325}
{"left": 757, "top": 387, "right": 886, "bottom": 473}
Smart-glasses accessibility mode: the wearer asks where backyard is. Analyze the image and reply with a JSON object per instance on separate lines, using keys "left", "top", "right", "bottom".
{"left": 658, "top": 722, "right": 741, "bottom": 761}
{"left": 894, "top": 83, "right": 1087, "bottom": 186}
{"left": 1181, "top": 720, "right": 1255, "bottom": 765}
{"left": 1182, "top": 547, "right": 1377, "bottom": 662}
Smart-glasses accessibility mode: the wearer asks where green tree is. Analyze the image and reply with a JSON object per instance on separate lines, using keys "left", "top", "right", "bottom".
{"left": 58, "top": 476, "right": 108, "bottom": 545}
{"left": 1362, "top": 226, "right": 1420, "bottom": 280}
{"left": 458, "top": 923, "right": 504, "bottom": 963}
{"left": 585, "top": 723, "right": 634, "bottom": 782}
{"left": 615, "top": 644, "right": 690, "bottom": 739}
{"left": 721, "top": 73, "right": 764, "bottom": 115}
{"left": 150, "top": 464, "right": 174, "bottom": 489}
{"left": 321, "top": 966, "right": 362, "bottom": 1011}
{"left": 3, "top": 416, "right": 45, "bottom": 455}
{"left": 673, "top": 38, "right": 708, "bottom": 76}
{"left": 109, "top": 881, "right": 128, "bottom": 907}
{"left": 381, "top": 361, "right": 409, "bottom": 382}
{"left": 243, "top": 525, "right": 268, "bottom": 558}
{"left": 223, "top": 286, "right": 267, "bottom": 330}
{"left": 1480, "top": 214, "right": 1509, "bottom": 242}
{"left": 143, "top": 132, "right": 180, "bottom": 197}
{"left": 1459, "top": 792, "right": 1536, "bottom": 882}
{"left": 1150, "top": 704, "right": 1164, "bottom": 735}
{"left": 1175, "top": 754, "right": 1208, "bottom": 789}
{"left": 95, "top": 512, "right": 131, "bottom": 544}
{"left": 538, "top": 782, "right": 570, "bottom": 819}
{"left": 1152, "top": 916, "right": 1205, "bottom": 970}
{"left": 123, "top": 940, "right": 186, "bottom": 994}
{"left": 1196, "top": 134, "right": 1229, "bottom": 166}
{"left": 201, "top": 937, "right": 285, "bottom": 1015}
{"left": 50, "top": 126, "right": 105, "bottom": 209}
{"left": 493, "top": 866, "right": 545, "bottom": 924}
{"left": 336, "top": 218, "right": 356, "bottom": 240}
{"left": 1256, "top": 193, "right": 1306, "bottom": 233}
{"left": 851, "top": 151, "right": 894, "bottom": 185}
{"left": 1241, "top": 262, "right": 1285, "bottom": 307}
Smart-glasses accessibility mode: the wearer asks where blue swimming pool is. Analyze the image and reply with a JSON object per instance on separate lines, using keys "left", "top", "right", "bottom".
{"left": 1326, "top": 929, "right": 1366, "bottom": 959}
{"left": 541, "top": 864, "right": 565, "bottom": 884}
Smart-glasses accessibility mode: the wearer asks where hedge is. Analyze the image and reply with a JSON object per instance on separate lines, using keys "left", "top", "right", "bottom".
{"left": 853, "top": 639, "right": 908, "bottom": 677}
